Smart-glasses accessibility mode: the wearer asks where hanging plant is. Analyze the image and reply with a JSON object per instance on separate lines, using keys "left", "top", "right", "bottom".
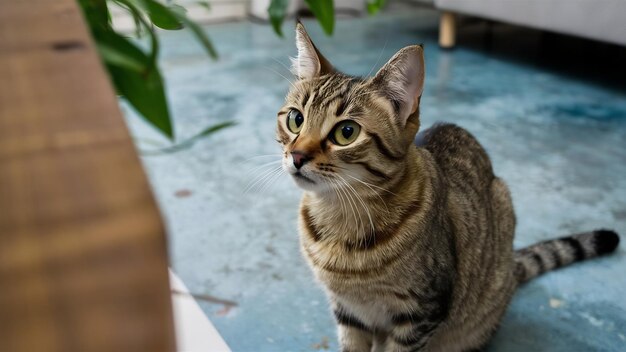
{"left": 78, "top": 0, "right": 385, "bottom": 144}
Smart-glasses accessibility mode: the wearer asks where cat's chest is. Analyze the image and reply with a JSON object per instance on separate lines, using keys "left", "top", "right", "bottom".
{"left": 335, "top": 291, "right": 393, "bottom": 329}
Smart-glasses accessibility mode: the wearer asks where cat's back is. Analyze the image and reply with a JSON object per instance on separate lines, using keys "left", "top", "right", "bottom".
{"left": 414, "top": 126, "right": 517, "bottom": 351}
{"left": 415, "top": 123, "right": 495, "bottom": 191}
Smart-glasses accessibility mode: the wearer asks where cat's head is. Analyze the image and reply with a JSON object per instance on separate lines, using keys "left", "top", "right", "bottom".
{"left": 277, "top": 23, "right": 425, "bottom": 194}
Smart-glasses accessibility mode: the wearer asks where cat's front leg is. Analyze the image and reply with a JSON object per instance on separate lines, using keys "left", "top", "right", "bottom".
{"left": 337, "top": 325, "right": 373, "bottom": 352}
{"left": 383, "top": 317, "right": 439, "bottom": 352}
{"left": 334, "top": 305, "right": 373, "bottom": 352}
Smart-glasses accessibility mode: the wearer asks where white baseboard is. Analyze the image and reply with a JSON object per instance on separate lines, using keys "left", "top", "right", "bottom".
{"left": 170, "top": 270, "right": 231, "bottom": 352}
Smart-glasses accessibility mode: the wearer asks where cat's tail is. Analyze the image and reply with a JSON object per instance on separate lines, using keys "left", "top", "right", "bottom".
{"left": 514, "top": 229, "right": 620, "bottom": 284}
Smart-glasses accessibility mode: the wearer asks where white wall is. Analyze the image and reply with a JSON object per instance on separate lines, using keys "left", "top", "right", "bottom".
{"left": 110, "top": 0, "right": 249, "bottom": 32}
{"left": 110, "top": 0, "right": 366, "bottom": 32}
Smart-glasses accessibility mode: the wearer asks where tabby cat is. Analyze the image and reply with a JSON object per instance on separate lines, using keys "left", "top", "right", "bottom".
{"left": 276, "top": 23, "right": 620, "bottom": 352}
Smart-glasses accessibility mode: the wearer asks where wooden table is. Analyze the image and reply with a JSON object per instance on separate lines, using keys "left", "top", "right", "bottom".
{"left": 0, "top": 1, "right": 176, "bottom": 351}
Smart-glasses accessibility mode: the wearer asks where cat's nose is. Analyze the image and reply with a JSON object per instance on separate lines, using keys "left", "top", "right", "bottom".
{"left": 291, "top": 151, "right": 312, "bottom": 169}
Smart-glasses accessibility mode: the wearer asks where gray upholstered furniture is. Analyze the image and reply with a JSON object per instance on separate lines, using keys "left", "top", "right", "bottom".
{"left": 434, "top": 0, "right": 626, "bottom": 48}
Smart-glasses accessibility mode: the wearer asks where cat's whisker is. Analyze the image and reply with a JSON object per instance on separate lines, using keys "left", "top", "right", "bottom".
{"left": 246, "top": 159, "right": 282, "bottom": 169}
{"left": 326, "top": 177, "right": 349, "bottom": 232}
{"left": 330, "top": 164, "right": 396, "bottom": 197}
{"left": 346, "top": 89, "right": 373, "bottom": 102}
{"left": 344, "top": 173, "right": 397, "bottom": 196}
{"left": 342, "top": 174, "right": 392, "bottom": 213}
{"left": 243, "top": 154, "right": 283, "bottom": 162}
{"left": 254, "top": 167, "right": 284, "bottom": 194}
{"left": 244, "top": 165, "right": 282, "bottom": 194}
{"left": 340, "top": 179, "right": 368, "bottom": 249}
{"left": 271, "top": 57, "right": 294, "bottom": 75}
{"left": 354, "top": 192, "right": 375, "bottom": 239}
{"left": 322, "top": 176, "right": 341, "bottom": 208}
{"left": 337, "top": 174, "right": 373, "bottom": 243}
{"left": 247, "top": 159, "right": 282, "bottom": 166}
{"left": 366, "top": 36, "right": 389, "bottom": 78}
{"left": 335, "top": 186, "right": 349, "bottom": 231}
{"left": 334, "top": 176, "right": 363, "bottom": 238}
{"left": 264, "top": 66, "right": 298, "bottom": 91}
{"left": 337, "top": 174, "right": 375, "bottom": 237}
{"left": 244, "top": 166, "right": 280, "bottom": 193}
{"left": 244, "top": 160, "right": 282, "bottom": 176}
{"left": 257, "top": 167, "right": 285, "bottom": 194}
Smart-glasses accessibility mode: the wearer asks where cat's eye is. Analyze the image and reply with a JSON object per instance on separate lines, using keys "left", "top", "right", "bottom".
{"left": 287, "top": 109, "right": 304, "bottom": 133}
{"left": 330, "top": 120, "right": 361, "bottom": 146}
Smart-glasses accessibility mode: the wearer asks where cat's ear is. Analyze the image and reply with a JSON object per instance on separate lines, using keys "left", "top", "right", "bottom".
{"left": 372, "top": 45, "right": 425, "bottom": 126}
{"left": 290, "top": 22, "right": 334, "bottom": 79}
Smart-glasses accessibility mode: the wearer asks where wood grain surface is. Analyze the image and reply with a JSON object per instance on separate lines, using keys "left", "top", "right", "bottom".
{"left": 0, "top": 1, "right": 176, "bottom": 351}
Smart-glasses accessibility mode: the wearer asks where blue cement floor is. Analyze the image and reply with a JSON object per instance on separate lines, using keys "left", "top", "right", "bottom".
{"left": 123, "top": 6, "right": 626, "bottom": 352}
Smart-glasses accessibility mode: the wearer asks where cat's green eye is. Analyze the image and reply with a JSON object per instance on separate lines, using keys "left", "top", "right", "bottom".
{"left": 330, "top": 120, "right": 361, "bottom": 146}
{"left": 287, "top": 109, "right": 304, "bottom": 133}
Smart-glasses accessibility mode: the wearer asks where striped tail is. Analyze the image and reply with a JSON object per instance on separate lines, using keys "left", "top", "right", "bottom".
{"left": 514, "top": 229, "right": 620, "bottom": 284}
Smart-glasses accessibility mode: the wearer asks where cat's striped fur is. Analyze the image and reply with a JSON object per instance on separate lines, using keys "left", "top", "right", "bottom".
{"left": 277, "top": 23, "right": 620, "bottom": 352}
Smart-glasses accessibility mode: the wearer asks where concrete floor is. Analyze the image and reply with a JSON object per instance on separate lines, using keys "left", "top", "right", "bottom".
{"left": 123, "top": 6, "right": 626, "bottom": 352}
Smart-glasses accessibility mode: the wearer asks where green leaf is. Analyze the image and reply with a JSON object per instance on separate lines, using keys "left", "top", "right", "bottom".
{"left": 304, "top": 0, "right": 334, "bottom": 35}
{"left": 84, "top": 0, "right": 220, "bottom": 141}
{"left": 140, "top": 121, "right": 236, "bottom": 155}
{"left": 118, "top": 0, "right": 183, "bottom": 30}
{"left": 168, "top": 3, "right": 188, "bottom": 16}
{"left": 190, "top": 121, "right": 236, "bottom": 141}
{"left": 268, "top": 0, "right": 289, "bottom": 37}
{"left": 98, "top": 44, "right": 145, "bottom": 72}
{"left": 78, "top": 0, "right": 111, "bottom": 32}
{"left": 143, "top": 0, "right": 183, "bottom": 30}
{"left": 196, "top": 1, "right": 211, "bottom": 11}
{"left": 95, "top": 31, "right": 148, "bottom": 72}
{"left": 366, "top": 0, "right": 385, "bottom": 15}
{"left": 112, "top": 0, "right": 159, "bottom": 70}
{"left": 108, "top": 64, "right": 174, "bottom": 139}
{"left": 125, "top": 0, "right": 216, "bottom": 58}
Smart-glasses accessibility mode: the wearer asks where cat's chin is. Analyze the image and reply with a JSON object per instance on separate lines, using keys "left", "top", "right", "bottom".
{"left": 291, "top": 172, "right": 318, "bottom": 190}
{"left": 291, "top": 172, "right": 330, "bottom": 193}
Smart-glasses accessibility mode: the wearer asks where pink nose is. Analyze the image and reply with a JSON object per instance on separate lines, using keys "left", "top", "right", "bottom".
{"left": 291, "top": 151, "right": 312, "bottom": 169}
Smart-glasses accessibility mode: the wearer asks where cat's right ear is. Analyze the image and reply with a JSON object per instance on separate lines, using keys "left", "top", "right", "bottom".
{"left": 372, "top": 45, "right": 425, "bottom": 127}
{"left": 290, "top": 22, "right": 334, "bottom": 80}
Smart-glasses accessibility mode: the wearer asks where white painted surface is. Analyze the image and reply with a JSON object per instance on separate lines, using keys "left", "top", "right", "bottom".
{"left": 250, "top": 0, "right": 365, "bottom": 19}
{"left": 170, "top": 270, "right": 231, "bottom": 352}
{"left": 110, "top": 1, "right": 248, "bottom": 32}
{"left": 110, "top": 0, "right": 367, "bottom": 32}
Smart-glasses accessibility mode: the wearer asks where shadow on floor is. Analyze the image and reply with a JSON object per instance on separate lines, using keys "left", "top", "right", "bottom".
{"left": 449, "top": 17, "right": 626, "bottom": 93}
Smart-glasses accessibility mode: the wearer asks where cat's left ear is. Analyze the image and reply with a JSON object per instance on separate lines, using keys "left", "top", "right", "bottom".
{"left": 290, "top": 22, "right": 334, "bottom": 79}
{"left": 372, "top": 45, "right": 425, "bottom": 127}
